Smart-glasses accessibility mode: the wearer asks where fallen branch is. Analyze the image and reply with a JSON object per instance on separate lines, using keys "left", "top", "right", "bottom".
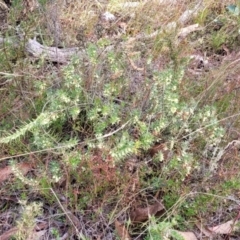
{"left": 0, "top": 0, "right": 204, "bottom": 64}
{"left": 178, "top": 24, "right": 203, "bottom": 39}
{"left": 0, "top": 36, "right": 85, "bottom": 63}
{"left": 135, "top": 0, "right": 203, "bottom": 41}
{"left": 0, "top": 0, "right": 8, "bottom": 10}
{"left": 25, "top": 39, "right": 83, "bottom": 63}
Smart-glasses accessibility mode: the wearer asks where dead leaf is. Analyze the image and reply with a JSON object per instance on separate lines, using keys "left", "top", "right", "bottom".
{"left": 115, "top": 220, "right": 131, "bottom": 240}
{"left": 27, "top": 229, "right": 47, "bottom": 240}
{"left": 175, "top": 230, "right": 198, "bottom": 240}
{"left": 0, "top": 227, "right": 18, "bottom": 240}
{"left": 208, "top": 220, "right": 240, "bottom": 234}
{"left": 130, "top": 201, "right": 165, "bottom": 223}
{"left": 23, "top": 0, "right": 39, "bottom": 13}
{"left": 0, "top": 166, "right": 14, "bottom": 182}
{"left": 58, "top": 232, "right": 69, "bottom": 240}
{"left": 0, "top": 162, "right": 33, "bottom": 183}
{"left": 195, "top": 221, "right": 213, "bottom": 237}
{"left": 148, "top": 143, "right": 169, "bottom": 159}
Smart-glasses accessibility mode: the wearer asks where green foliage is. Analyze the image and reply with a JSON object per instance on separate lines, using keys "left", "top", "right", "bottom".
{"left": 211, "top": 31, "right": 227, "bottom": 50}
{"left": 0, "top": 37, "right": 225, "bottom": 192}
{"left": 223, "top": 178, "right": 240, "bottom": 192}
{"left": 145, "top": 217, "right": 184, "bottom": 240}
{"left": 163, "top": 191, "right": 180, "bottom": 210}
{"left": 49, "top": 160, "right": 62, "bottom": 183}
{"left": 14, "top": 201, "right": 43, "bottom": 240}
{"left": 1, "top": 3, "right": 236, "bottom": 237}
{"left": 50, "top": 228, "right": 61, "bottom": 239}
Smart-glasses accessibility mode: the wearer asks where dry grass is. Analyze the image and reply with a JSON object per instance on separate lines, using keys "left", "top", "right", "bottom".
{"left": 1, "top": 0, "right": 240, "bottom": 239}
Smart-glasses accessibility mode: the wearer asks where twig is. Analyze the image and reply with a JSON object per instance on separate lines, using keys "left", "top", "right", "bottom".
{"left": 0, "top": 0, "right": 8, "bottom": 10}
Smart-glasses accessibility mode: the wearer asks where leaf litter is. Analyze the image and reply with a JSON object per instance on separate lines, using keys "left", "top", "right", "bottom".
{"left": 1, "top": 0, "right": 240, "bottom": 239}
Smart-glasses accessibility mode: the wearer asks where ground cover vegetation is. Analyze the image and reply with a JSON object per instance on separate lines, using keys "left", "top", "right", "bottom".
{"left": 1, "top": 0, "right": 240, "bottom": 239}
